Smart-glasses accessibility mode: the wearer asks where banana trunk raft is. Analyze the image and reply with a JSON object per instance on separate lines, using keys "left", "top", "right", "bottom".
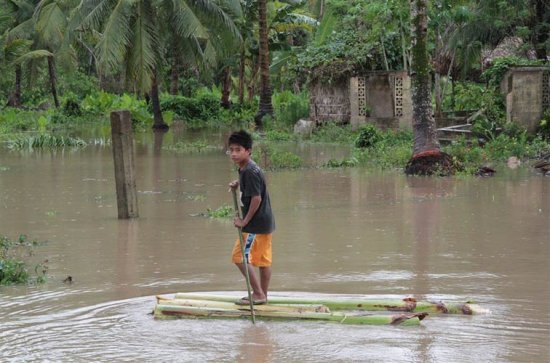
{"left": 172, "top": 292, "right": 484, "bottom": 315}
{"left": 154, "top": 296, "right": 428, "bottom": 326}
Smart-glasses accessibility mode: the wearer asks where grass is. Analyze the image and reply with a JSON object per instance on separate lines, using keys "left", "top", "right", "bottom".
{"left": 7, "top": 134, "right": 87, "bottom": 149}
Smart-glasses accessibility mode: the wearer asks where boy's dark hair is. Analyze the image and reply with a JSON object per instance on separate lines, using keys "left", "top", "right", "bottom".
{"left": 228, "top": 130, "right": 253, "bottom": 150}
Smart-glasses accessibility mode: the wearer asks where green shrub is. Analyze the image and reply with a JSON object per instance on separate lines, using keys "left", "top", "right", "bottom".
{"left": 272, "top": 91, "right": 309, "bottom": 127}
{"left": 159, "top": 93, "right": 220, "bottom": 124}
{"left": 0, "top": 235, "right": 48, "bottom": 285}
{"left": 206, "top": 205, "right": 234, "bottom": 218}
{"left": 62, "top": 97, "right": 82, "bottom": 117}
{"left": 265, "top": 130, "right": 295, "bottom": 142}
{"left": 253, "top": 144, "right": 303, "bottom": 169}
{"left": 311, "top": 122, "right": 356, "bottom": 143}
{"left": 354, "top": 124, "right": 382, "bottom": 148}
{"left": 81, "top": 91, "right": 152, "bottom": 126}
{"left": 537, "top": 110, "right": 550, "bottom": 140}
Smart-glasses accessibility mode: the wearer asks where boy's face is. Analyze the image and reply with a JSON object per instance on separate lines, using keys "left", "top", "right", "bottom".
{"left": 228, "top": 143, "right": 251, "bottom": 165}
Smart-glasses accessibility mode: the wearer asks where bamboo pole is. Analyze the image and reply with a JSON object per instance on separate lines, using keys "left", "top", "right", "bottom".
{"left": 231, "top": 188, "right": 255, "bottom": 323}
{"left": 173, "top": 292, "right": 485, "bottom": 315}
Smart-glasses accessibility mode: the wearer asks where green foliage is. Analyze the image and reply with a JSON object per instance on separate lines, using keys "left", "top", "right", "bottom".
{"left": 164, "top": 140, "right": 213, "bottom": 153}
{"left": 7, "top": 134, "right": 87, "bottom": 149}
{"left": 324, "top": 157, "right": 359, "bottom": 167}
{"left": 206, "top": 204, "right": 234, "bottom": 218}
{"left": 537, "top": 109, "right": 550, "bottom": 140}
{"left": 442, "top": 81, "right": 485, "bottom": 111}
{"left": 253, "top": 144, "right": 303, "bottom": 170}
{"left": 81, "top": 91, "right": 152, "bottom": 126}
{"left": 0, "top": 235, "right": 48, "bottom": 285}
{"left": 160, "top": 93, "right": 220, "bottom": 124}
{"left": 265, "top": 129, "right": 296, "bottom": 142}
{"left": 62, "top": 97, "right": 82, "bottom": 117}
{"left": 311, "top": 122, "right": 356, "bottom": 143}
{"left": 354, "top": 124, "right": 382, "bottom": 148}
{"left": 272, "top": 91, "right": 309, "bottom": 127}
{"left": 352, "top": 129, "right": 413, "bottom": 170}
{"left": 481, "top": 57, "right": 545, "bottom": 86}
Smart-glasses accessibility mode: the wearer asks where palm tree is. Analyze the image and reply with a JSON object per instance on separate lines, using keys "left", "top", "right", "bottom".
{"left": 1, "top": 0, "right": 54, "bottom": 107}
{"left": 255, "top": 0, "right": 272, "bottom": 128}
{"left": 72, "top": 0, "right": 241, "bottom": 130}
{"left": 406, "top": 0, "right": 453, "bottom": 176}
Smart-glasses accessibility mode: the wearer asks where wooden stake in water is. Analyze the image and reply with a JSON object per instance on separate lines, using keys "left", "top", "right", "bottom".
{"left": 110, "top": 110, "right": 138, "bottom": 219}
{"left": 231, "top": 188, "right": 256, "bottom": 324}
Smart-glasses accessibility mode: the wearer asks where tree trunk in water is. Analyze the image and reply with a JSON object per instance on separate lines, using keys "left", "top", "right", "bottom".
{"left": 221, "top": 66, "right": 232, "bottom": 109}
{"left": 47, "top": 56, "right": 60, "bottom": 108}
{"left": 406, "top": 0, "right": 453, "bottom": 176}
{"left": 532, "top": 0, "right": 548, "bottom": 60}
{"left": 151, "top": 71, "right": 168, "bottom": 130}
{"left": 170, "top": 54, "right": 179, "bottom": 95}
{"left": 256, "top": 0, "right": 273, "bottom": 128}
{"left": 7, "top": 65, "right": 22, "bottom": 107}
{"left": 239, "top": 46, "right": 245, "bottom": 104}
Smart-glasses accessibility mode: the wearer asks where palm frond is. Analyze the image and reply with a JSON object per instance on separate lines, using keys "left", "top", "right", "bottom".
{"left": 34, "top": 1, "right": 68, "bottom": 47}
{"left": 169, "top": 0, "right": 207, "bottom": 38}
{"left": 127, "top": 0, "right": 158, "bottom": 92}
{"left": 13, "top": 48, "right": 52, "bottom": 64}
{"left": 97, "top": 0, "right": 133, "bottom": 72}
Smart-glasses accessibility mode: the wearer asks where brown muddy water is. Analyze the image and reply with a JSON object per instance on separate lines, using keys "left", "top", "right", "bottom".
{"left": 1, "top": 131, "right": 549, "bottom": 362}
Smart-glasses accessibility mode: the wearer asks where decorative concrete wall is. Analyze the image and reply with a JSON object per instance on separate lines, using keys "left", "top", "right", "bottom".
{"left": 350, "top": 71, "right": 412, "bottom": 130}
{"left": 500, "top": 66, "right": 550, "bottom": 132}
{"left": 308, "top": 71, "right": 412, "bottom": 129}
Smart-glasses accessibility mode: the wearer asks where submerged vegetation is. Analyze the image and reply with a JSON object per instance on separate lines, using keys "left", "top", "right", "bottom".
{"left": 0, "top": 235, "right": 48, "bottom": 285}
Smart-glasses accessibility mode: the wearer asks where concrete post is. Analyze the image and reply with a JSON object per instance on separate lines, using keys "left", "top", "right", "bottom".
{"left": 111, "top": 110, "right": 139, "bottom": 219}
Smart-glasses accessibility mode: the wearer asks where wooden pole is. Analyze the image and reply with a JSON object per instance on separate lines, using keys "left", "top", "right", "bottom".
{"left": 232, "top": 188, "right": 256, "bottom": 324}
{"left": 111, "top": 110, "right": 139, "bottom": 219}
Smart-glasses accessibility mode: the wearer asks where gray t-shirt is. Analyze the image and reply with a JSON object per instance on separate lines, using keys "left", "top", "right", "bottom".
{"left": 239, "top": 160, "right": 275, "bottom": 234}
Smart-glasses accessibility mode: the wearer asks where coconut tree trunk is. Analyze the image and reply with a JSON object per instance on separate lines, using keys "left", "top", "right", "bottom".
{"left": 220, "top": 66, "right": 232, "bottom": 109}
{"left": 47, "top": 56, "right": 60, "bottom": 108}
{"left": 410, "top": 0, "right": 439, "bottom": 156}
{"left": 406, "top": 0, "right": 454, "bottom": 176}
{"left": 169, "top": 41, "right": 180, "bottom": 95}
{"left": 151, "top": 71, "right": 168, "bottom": 130}
{"left": 256, "top": 0, "right": 273, "bottom": 128}
{"left": 7, "top": 65, "right": 22, "bottom": 107}
{"left": 170, "top": 54, "right": 180, "bottom": 95}
{"left": 238, "top": 46, "right": 245, "bottom": 104}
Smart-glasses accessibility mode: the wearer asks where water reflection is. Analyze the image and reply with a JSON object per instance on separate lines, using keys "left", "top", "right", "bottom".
{"left": 236, "top": 324, "right": 274, "bottom": 363}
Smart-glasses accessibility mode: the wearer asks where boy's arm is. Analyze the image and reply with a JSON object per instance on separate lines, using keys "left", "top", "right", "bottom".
{"left": 235, "top": 195, "right": 261, "bottom": 228}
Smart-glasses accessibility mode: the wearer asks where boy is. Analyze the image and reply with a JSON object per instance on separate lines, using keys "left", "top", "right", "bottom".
{"left": 228, "top": 130, "right": 275, "bottom": 305}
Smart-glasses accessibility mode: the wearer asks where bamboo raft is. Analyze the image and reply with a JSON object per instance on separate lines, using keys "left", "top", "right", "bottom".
{"left": 153, "top": 293, "right": 486, "bottom": 326}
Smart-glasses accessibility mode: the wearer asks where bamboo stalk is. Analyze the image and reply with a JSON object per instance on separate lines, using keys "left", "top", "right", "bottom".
{"left": 231, "top": 188, "right": 255, "bottom": 324}
{"left": 173, "top": 293, "right": 484, "bottom": 315}
{"left": 154, "top": 303, "right": 426, "bottom": 326}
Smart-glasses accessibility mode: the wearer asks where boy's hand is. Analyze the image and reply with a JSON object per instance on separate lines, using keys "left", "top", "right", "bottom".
{"left": 229, "top": 180, "right": 239, "bottom": 191}
{"left": 234, "top": 217, "right": 246, "bottom": 228}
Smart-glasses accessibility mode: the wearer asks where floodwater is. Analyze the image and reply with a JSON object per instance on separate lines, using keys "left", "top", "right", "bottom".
{"left": 1, "top": 129, "right": 549, "bottom": 362}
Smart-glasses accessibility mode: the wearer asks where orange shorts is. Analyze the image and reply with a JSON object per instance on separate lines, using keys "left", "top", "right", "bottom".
{"left": 231, "top": 233, "right": 272, "bottom": 267}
